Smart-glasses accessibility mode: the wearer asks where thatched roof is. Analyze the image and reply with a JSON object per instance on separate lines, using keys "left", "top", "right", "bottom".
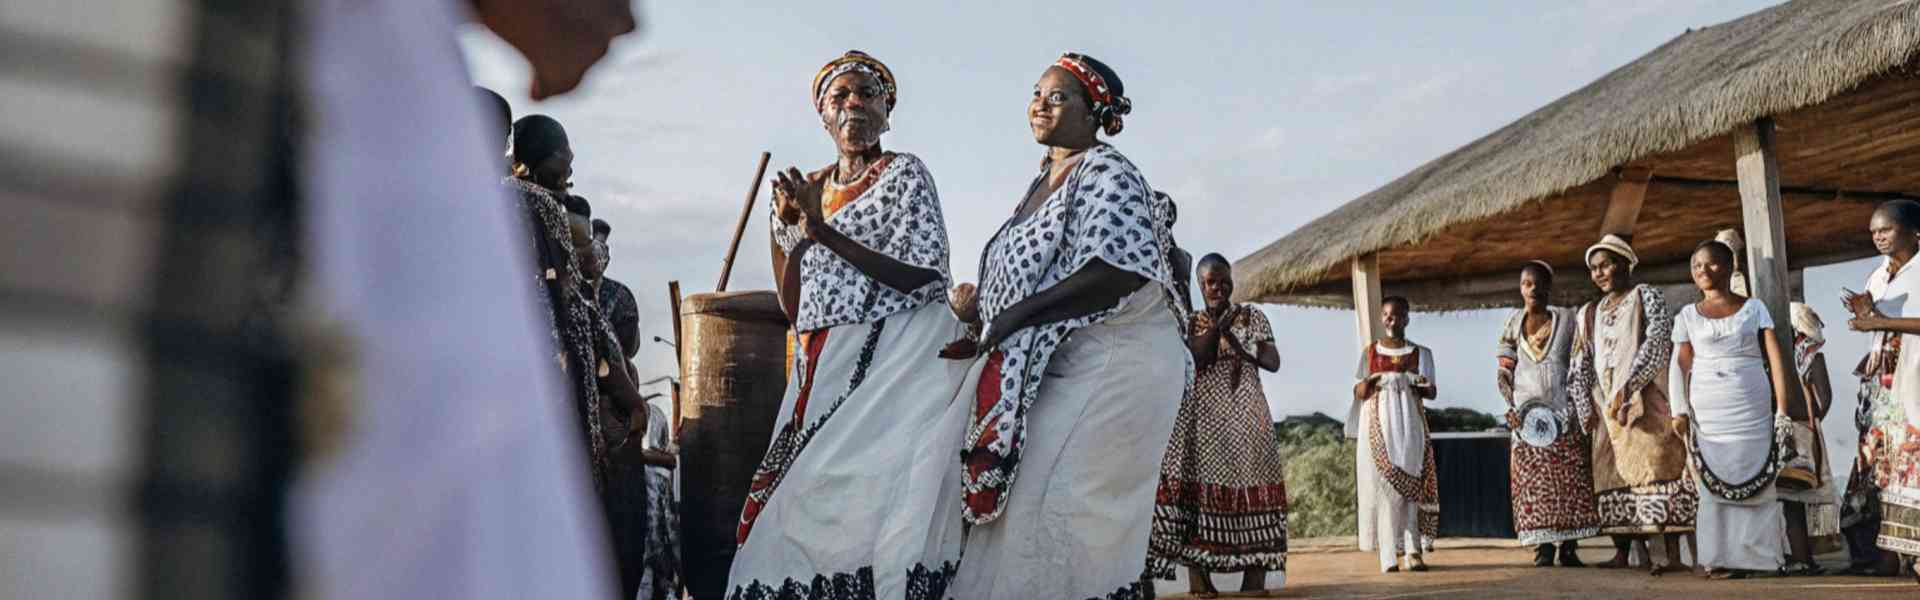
{"left": 1236, "top": 0, "right": 1920, "bottom": 310}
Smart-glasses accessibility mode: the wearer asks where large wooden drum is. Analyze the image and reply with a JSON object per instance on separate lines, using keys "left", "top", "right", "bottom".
{"left": 676, "top": 290, "right": 787, "bottom": 599}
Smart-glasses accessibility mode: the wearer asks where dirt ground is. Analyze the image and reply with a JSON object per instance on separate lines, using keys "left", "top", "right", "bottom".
{"left": 1155, "top": 538, "right": 1918, "bottom": 599}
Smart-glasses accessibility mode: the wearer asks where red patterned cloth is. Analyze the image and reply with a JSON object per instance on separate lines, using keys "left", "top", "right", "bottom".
{"left": 1148, "top": 307, "right": 1288, "bottom": 576}
{"left": 738, "top": 329, "right": 830, "bottom": 545}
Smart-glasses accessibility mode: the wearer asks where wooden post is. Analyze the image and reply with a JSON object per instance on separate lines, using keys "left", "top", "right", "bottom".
{"left": 1600, "top": 167, "right": 1652, "bottom": 238}
{"left": 716, "top": 152, "right": 773, "bottom": 292}
{"left": 1733, "top": 118, "right": 1805, "bottom": 407}
{"left": 668, "top": 280, "right": 684, "bottom": 439}
{"left": 1350, "top": 253, "right": 1383, "bottom": 551}
{"left": 1352, "top": 254, "right": 1385, "bottom": 355}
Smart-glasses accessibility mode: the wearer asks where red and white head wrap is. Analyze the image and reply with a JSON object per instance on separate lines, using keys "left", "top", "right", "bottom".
{"left": 1053, "top": 52, "right": 1132, "bottom": 136}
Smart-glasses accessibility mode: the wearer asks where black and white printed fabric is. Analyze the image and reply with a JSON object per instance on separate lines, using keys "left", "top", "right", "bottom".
{"left": 770, "top": 153, "right": 952, "bottom": 332}
{"left": 962, "top": 143, "right": 1191, "bottom": 525}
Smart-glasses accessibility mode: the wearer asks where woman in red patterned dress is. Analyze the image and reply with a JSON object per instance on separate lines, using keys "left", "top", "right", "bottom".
{"left": 1150, "top": 254, "right": 1289, "bottom": 596}
{"left": 1497, "top": 261, "right": 1599, "bottom": 567}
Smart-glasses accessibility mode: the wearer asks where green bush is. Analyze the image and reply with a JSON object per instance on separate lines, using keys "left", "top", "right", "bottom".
{"left": 1268, "top": 405, "right": 1497, "bottom": 538}
{"left": 1426, "top": 406, "right": 1499, "bottom": 433}
{"left": 1274, "top": 415, "right": 1357, "bottom": 537}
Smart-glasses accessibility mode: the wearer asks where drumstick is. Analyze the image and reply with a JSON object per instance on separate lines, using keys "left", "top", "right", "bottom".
{"left": 715, "top": 151, "right": 773, "bottom": 292}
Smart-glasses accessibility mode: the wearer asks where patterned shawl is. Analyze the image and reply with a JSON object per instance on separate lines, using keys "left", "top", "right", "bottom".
{"left": 506, "top": 176, "right": 610, "bottom": 491}
{"left": 600, "top": 277, "right": 641, "bottom": 358}
{"left": 769, "top": 152, "right": 952, "bottom": 333}
{"left": 961, "top": 144, "right": 1190, "bottom": 524}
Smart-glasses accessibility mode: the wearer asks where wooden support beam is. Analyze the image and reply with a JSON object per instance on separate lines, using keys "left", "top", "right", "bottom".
{"left": 1733, "top": 118, "right": 1805, "bottom": 408}
{"left": 1351, "top": 253, "right": 1385, "bottom": 351}
{"left": 668, "top": 280, "right": 684, "bottom": 439}
{"left": 1649, "top": 175, "right": 1915, "bottom": 202}
{"left": 1350, "top": 253, "right": 1383, "bottom": 551}
{"left": 1600, "top": 166, "right": 1653, "bottom": 238}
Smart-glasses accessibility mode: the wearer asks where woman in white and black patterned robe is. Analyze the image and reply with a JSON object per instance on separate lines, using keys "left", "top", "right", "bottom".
{"left": 726, "top": 51, "right": 970, "bottom": 600}
{"left": 928, "top": 53, "right": 1191, "bottom": 600}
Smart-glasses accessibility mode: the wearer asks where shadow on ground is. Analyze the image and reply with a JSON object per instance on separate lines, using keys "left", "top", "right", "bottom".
{"left": 1155, "top": 539, "right": 1916, "bottom": 599}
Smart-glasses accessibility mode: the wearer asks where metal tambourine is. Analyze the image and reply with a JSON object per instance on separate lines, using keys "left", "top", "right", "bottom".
{"left": 1515, "top": 399, "right": 1561, "bottom": 448}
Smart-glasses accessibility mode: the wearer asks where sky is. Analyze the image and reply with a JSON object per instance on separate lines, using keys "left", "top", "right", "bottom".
{"left": 460, "top": 0, "right": 1874, "bottom": 469}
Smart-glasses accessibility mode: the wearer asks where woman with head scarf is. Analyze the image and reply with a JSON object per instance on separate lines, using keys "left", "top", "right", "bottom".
{"left": 1840, "top": 198, "right": 1920, "bottom": 583}
{"left": 1778, "top": 301, "right": 1838, "bottom": 575}
{"left": 1568, "top": 234, "right": 1698, "bottom": 575}
{"left": 1669, "top": 240, "right": 1793, "bottom": 578}
{"left": 1497, "top": 261, "right": 1599, "bottom": 567}
{"left": 1714, "top": 228, "right": 1749, "bottom": 297}
{"left": 725, "top": 50, "right": 971, "bottom": 600}
{"left": 933, "top": 52, "right": 1189, "bottom": 600}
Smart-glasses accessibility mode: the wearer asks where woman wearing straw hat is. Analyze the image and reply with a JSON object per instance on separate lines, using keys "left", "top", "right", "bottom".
{"left": 1778, "top": 301, "right": 1839, "bottom": 575}
{"left": 1569, "top": 234, "right": 1698, "bottom": 575}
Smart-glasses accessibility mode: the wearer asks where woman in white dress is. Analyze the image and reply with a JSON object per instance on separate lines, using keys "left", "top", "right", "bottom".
{"left": 726, "top": 51, "right": 972, "bottom": 599}
{"left": 1353, "top": 297, "right": 1440, "bottom": 573}
{"left": 933, "top": 52, "right": 1190, "bottom": 600}
{"left": 1671, "top": 240, "right": 1794, "bottom": 578}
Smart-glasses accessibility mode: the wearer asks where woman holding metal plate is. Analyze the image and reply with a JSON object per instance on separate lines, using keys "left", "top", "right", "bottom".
{"left": 1497, "top": 261, "right": 1600, "bottom": 567}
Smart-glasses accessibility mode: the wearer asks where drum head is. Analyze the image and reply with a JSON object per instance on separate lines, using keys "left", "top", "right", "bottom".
{"left": 1516, "top": 400, "right": 1560, "bottom": 448}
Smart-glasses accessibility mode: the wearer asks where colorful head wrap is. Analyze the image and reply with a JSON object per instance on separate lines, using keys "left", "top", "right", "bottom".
{"left": 1585, "top": 233, "right": 1639, "bottom": 269}
{"left": 1054, "top": 52, "right": 1132, "bottom": 136}
{"left": 812, "top": 50, "right": 896, "bottom": 114}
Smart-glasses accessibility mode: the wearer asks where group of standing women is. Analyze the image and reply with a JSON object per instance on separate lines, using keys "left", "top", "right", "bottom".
{"left": 716, "top": 47, "right": 1920, "bottom": 600}
{"left": 1496, "top": 200, "right": 1920, "bottom": 583}
{"left": 725, "top": 50, "right": 1196, "bottom": 600}
{"left": 497, "top": 102, "right": 682, "bottom": 600}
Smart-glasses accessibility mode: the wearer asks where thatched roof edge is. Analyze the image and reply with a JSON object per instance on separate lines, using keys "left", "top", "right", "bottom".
{"left": 1236, "top": 0, "right": 1920, "bottom": 304}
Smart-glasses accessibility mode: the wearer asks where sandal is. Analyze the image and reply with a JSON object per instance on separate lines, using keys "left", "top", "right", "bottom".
{"left": 1780, "top": 561, "right": 1820, "bottom": 577}
{"left": 1557, "top": 544, "right": 1586, "bottom": 568}
{"left": 1648, "top": 563, "right": 1682, "bottom": 577}
{"left": 1533, "top": 544, "right": 1555, "bottom": 567}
